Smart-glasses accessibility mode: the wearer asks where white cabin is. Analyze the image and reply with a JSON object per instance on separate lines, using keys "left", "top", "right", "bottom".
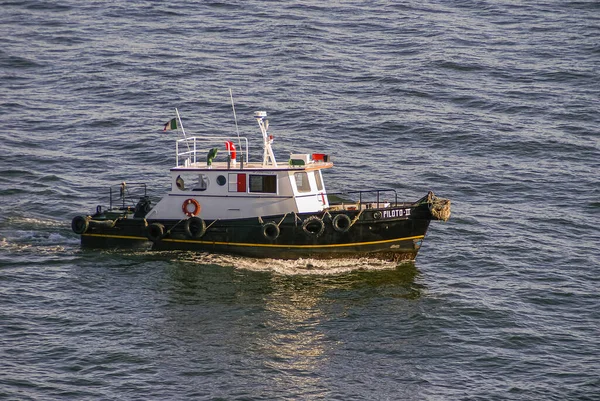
{"left": 145, "top": 111, "right": 333, "bottom": 221}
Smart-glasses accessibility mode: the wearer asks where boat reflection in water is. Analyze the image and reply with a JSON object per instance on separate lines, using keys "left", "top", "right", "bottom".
{"left": 157, "top": 251, "right": 424, "bottom": 395}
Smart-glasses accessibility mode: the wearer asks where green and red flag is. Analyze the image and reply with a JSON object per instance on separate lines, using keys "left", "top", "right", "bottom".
{"left": 163, "top": 118, "right": 178, "bottom": 131}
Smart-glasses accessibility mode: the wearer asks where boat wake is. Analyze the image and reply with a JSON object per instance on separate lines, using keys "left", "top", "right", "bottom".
{"left": 177, "top": 252, "right": 406, "bottom": 276}
{"left": 0, "top": 216, "right": 80, "bottom": 255}
{"left": 0, "top": 238, "right": 72, "bottom": 255}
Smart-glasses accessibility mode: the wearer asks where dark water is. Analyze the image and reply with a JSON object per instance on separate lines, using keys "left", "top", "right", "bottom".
{"left": 1, "top": 1, "right": 599, "bottom": 399}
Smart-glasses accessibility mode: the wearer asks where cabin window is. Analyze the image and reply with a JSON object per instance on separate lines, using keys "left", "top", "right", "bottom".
{"left": 176, "top": 175, "right": 185, "bottom": 190}
{"left": 174, "top": 173, "right": 197, "bottom": 191}
{"left": 294, "top": 172, "right": 311, "bottom": 193}
{"left": 314, "top": 170, "right": 324, "bottom": 191}
{"left": 249, "top": 174, "right": 277, "bottom": 193}
{"left": 229, "top": 173, "right": 246, "bottom": 192}
{"left": 193, "top": 174, "right": 209, "bottom": 191}
{"left": 217, "top": 175, "right": 226, "bottom": 186}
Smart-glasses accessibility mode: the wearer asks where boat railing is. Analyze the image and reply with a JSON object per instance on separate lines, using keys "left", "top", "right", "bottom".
{"left": 328, "top": 188, "right": 399, "bottom": 209}
{"left": 176, "top": 136, "right": 249, "bottom": 167}
{"left": 109, "top": 182, "right": 148, "bottom": 211}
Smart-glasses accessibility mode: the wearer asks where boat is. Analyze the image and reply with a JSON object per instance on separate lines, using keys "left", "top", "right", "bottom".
{"left": 71, "top": 109, "right": 451, "bottom": 262}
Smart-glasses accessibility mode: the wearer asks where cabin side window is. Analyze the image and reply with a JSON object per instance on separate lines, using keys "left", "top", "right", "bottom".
{"left": 193, "top": 174, "right": 209, "bottom": 191}
{"left": 294, "top": 172, "right": 312, "bottom": 193}
{"left": 174, "top": 173, "right": 198, "bottom": 191}
{"left": 249, "top": 174, "right": 277, "bottom": 193}
{"left": 176, "top": 175, "right": 185, "bottom": 190}
{"left": 314, "top": 170, "right": 323, "bottom": 191}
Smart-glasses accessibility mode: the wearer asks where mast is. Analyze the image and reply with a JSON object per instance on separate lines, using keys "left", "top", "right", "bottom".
{"left": 255, "top": 111, "right": 277, "bottom": 167}
{"left": 176, "top": 108, "right": 192, "bottom": 165}
{"left": 229, "top": 89, "right": 242, "bottom": 166}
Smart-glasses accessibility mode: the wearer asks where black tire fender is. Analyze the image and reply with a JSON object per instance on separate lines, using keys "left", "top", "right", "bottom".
{"left": 184, "top": 217, "right": 206, "bottom": 239}
{"left": 147, "top": 222, "right": 165, "bottom": 242}
{"left": 302, "top": 216, "right": 325, "bottom": 237}
{"left": 262, "top": 222, "right": 280, "bottom": 241}
{"left": 71, "top": 215, "right": 89, "bottom": 234}
{"left": 332, "top": 214, "right": 352, "bottom": 233}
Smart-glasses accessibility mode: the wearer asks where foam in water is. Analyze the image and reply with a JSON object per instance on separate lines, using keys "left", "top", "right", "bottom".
{"left": 176, "top": 252, "right": 404, "bottom": 276}
{"left": 0, "top": 216, "right": 79, "bottom": 254}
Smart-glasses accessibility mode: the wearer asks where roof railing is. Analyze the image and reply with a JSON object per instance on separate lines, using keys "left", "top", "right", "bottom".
{"left": 176, "top": 136, "right": 249, "bottom": 167}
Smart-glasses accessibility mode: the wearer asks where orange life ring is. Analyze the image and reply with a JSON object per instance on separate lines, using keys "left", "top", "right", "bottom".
{"left": 225, "top": 141, "right": 237, "bottom": 160}
{"left": 182, "top": 198, "right": 201, "bottom": 217}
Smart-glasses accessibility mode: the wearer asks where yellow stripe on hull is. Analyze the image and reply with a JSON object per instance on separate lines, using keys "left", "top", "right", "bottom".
{"left": 82, "top": 233, "right": 424, "bottom": 249}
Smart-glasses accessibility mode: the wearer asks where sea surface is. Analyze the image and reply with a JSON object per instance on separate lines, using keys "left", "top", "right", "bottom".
{"left": 1, "top": 1, "right": 599, "bottom": 400}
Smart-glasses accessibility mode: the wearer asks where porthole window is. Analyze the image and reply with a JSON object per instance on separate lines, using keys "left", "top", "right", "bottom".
{"left": 217, "top": 175, "right": 226, "bottom": 186}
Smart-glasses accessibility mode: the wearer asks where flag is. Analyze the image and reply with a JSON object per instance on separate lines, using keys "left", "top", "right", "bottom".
{"left": 163, "top": 118, "right": 177, "bottom": 131}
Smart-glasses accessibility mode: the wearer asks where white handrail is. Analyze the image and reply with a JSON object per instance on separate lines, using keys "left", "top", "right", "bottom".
{"left": 176, "top": 136, "right": 249, "bottom": 167}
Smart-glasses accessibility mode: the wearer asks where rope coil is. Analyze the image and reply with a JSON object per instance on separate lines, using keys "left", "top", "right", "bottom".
{"left": 427, "top": 192, "right": 451, "bottom": 222}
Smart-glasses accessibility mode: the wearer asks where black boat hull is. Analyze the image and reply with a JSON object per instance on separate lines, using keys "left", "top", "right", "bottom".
{"left": 78, "top": 203, "right": 436, "bottom": 262}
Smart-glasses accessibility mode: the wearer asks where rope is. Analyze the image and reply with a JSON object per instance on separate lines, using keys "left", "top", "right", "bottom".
{"left": 350, "top": 209, "right": 364, "bottom": 227}
{"left": 165, "top": 217, "right": 187, "bottom": 236}
{"left": 276, "top": 213, "right": 288, "bottom": 227}
{"left": 206, "top": 219, "right": 219, "bottom": 230}
{"left": 293, "top": 212, "right": 302, "bottom": 226}
{"left": 427, "top": 192, "right": 451, "bottom": 222}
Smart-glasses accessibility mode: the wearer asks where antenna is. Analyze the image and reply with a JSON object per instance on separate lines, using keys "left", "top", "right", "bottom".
{"left": 229, "top": 89, "right": 243, "bottom": 165}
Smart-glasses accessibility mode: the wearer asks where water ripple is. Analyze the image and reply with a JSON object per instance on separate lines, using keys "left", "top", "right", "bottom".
{"left": 0, "top": 0, "right": 598, "bottom": 400}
